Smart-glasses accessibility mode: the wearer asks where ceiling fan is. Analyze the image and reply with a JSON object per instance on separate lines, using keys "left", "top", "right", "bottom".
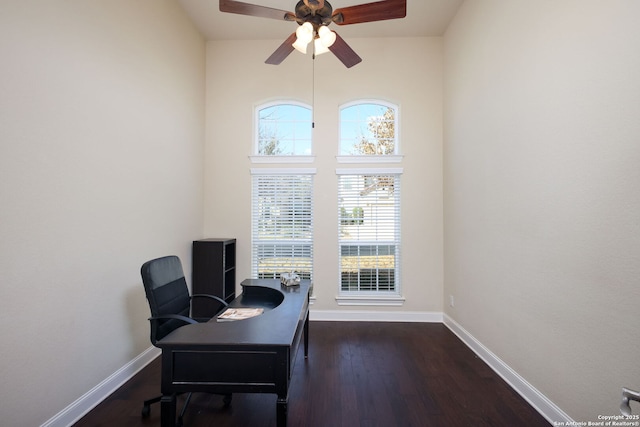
{"left": 219, "top": 0, "right": 407, "bottom": 68}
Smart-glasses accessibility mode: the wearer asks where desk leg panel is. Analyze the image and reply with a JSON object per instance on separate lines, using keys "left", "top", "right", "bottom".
{"left": 160, "top": 394, "right": 176, "bottom": 427}
{"left": 276, "top": 395, "right": 288, "bottom": 427}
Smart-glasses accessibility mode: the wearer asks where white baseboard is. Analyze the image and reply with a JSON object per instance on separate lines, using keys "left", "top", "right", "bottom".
{"left": 310, "top": 309, "right": 443, "bottom": 322}
{"left": 41, "top": 346, "right": 161, "bottom": 427}
{"left": 443, "top": 314, "right": 572, "bottom": 425}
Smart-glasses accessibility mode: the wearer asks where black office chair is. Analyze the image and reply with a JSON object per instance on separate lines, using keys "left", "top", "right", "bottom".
{"left": 140, "top": 255, "right": 231, "bottom": 425}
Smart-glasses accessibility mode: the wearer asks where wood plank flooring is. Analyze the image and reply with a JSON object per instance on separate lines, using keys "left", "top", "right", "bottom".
{"left": 74, "top": 322, "right": 550, "bottom": 427}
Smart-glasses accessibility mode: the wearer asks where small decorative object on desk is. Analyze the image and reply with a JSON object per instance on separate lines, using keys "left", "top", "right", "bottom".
{"left": 217, "top": 307, "right": 264, "bottom": 322}
{"left": 280, "top": 272, "right": 301, "bottom": 287}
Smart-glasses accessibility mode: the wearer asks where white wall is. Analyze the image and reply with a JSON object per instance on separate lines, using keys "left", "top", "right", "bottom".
{"left": 204, "top": 37, "right": 443, "bottom": 315}
{"left": 0, "top": 1, "right": 205, "bottom": 425}
{"left": 444, "top": 0, "right": 640, "bottom": 421}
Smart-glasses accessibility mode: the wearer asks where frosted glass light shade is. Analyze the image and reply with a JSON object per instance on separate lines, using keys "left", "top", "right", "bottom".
{"left": 314, "top": 38, "right": 330, "bottom": 55}
{"left": 318, "top": 25, "right": 336, "bottom": 47}
{"left": 293, "top": 38, "right": 309, "bottom": 54}
{"left": 296, "top": 22, "right": 313, "bottom": 42}
{"left": 293, "top": 22, "right": 314, "bottom": 54}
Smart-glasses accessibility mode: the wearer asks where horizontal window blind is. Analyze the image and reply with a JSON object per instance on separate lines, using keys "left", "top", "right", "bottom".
{"left": 252, "top": 174, "right": 313, "bottom": 280}
{"left": 338, "top": 173, "right": 401, "bottom": 292}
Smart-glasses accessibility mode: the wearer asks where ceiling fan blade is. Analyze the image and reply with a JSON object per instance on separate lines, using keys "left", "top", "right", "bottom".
{"left": 332, "top": 0, "right": 406, "bottom": 25}
{"left": 220, "top": 0, "right": 295, "bottom": 21}
{"left": 265, "top": 33, "right": 297, "bottom": 65}
{"left": 328, "top": 32, "right": 362, "bottom": 68}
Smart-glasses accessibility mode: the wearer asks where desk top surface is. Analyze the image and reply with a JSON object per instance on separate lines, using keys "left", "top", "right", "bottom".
{"left": 157, "top": 279, "right": 310, "bottom": 348}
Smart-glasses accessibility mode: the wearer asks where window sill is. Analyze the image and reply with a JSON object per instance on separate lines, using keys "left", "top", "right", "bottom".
{"left": 335, "top": 293, "right": 405, "bottom": 306}
{"left": 336, "top": 155, "right": 404, "bottom": 164}
{"left": 250, "top": 155, "right": 315, "bottom": 164}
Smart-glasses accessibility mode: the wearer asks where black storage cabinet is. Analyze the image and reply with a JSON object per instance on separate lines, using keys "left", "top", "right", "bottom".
{"left": 191, "top": 238, "right": 236, "bottom": 318}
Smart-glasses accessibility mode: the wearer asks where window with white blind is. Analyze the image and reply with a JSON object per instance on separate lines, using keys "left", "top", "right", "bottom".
{"left": 337, "top": 169, "right": 402, "bottom": 297}
{"left": 251, "top": 170, "right": 315, "bottom": 281}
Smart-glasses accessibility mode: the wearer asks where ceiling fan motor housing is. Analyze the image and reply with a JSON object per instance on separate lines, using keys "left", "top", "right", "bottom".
{"left": 295, "top": 0, "right": 333, "bottom": 28}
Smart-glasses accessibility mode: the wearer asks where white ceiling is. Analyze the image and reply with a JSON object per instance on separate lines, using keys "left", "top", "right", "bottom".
{"left": 177, "top": 0, "right": 464, "bottom": 41}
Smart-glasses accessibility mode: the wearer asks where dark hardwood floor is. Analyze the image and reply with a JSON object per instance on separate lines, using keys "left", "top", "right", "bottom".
{"left": 74, "top": 322, "right": 550, "bottom": 427}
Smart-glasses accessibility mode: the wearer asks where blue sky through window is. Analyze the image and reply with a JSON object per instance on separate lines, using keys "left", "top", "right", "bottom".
{"left": 258, "top": 104, "right": 312, "bottom": 155}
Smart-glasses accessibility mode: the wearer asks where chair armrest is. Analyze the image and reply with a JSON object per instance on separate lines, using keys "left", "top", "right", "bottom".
{"left": 191, "top": 294, "right": 229, "bottom": 307}
{"left": 148, "top": 314, "right": 198, "bottom": 346}
{"left": 149, "top": 314, "right": 198, "bottom": 325}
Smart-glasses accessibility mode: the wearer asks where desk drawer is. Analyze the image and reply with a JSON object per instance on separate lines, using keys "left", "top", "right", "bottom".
{"left": 170, "top": 349, "right": 281, "bottom": 386}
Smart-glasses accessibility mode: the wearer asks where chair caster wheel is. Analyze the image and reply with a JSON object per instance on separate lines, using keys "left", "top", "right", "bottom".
{"left": 141, "top": 404, "right": 151, "bottom": 418}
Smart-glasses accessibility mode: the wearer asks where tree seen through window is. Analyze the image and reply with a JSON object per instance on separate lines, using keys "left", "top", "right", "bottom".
{"left": 340, "top": 102, "right": 397, "bottom": 155}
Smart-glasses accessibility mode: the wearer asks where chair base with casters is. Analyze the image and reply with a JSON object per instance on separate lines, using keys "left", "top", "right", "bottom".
{"left": 140, "top": 255, "right": 233, "bottom": 426}
{"left": 141, "top": 392, "right": 232, "bottom": 426}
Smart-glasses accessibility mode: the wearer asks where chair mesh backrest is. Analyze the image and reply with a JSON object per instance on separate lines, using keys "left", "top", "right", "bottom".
{"left": 141, "top": 256, "right": 191, "bottom": 344}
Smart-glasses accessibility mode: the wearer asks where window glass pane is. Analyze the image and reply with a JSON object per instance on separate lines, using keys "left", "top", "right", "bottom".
{"left": 339, "top": 102, "right": 397, "bottom": 155}
{"left": 257, "top": 103, "right": 312, "bottom": 156}
{"left": 338, "top": 174, "right": 400, "bottom": 292}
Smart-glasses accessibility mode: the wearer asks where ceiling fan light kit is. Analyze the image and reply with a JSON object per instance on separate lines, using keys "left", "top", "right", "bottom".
{"left": 318, "top": 25, "right": 336, "bottom": 47}
{"left": 314, "top": 38, "right": 329, "bottom": 55}
{"left": 295, "top": 24, "right": 336, "bottom": 56}
{"left": 219, "top": 0, "right": 407, "bottom": 68}
{"left": 293, "top": 22, "right": 314, "bottom": 53}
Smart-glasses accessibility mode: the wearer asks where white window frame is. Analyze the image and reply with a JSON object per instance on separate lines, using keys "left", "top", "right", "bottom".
{"left": 250, "top": 168, "right": 316, "bottom": 285}
{"left": 336, "top": 167, "right": 404, "bottom": 306}
{"left": 251, "top": 101, "right": 315, "bottom": 164}
{"left": 337, "top": 100, "right": 403, "bottom": 164}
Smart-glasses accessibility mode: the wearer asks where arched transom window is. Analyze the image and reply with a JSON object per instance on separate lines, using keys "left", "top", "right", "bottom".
{"left": 339, "top": 101, "right": 398, "bottom": 156}
{"left": 256, "top": 102, "right": 312, "bottom": 156}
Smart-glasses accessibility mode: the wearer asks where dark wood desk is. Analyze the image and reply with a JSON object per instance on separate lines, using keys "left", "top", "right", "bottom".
{"left": 156, "top": 279, "right": 310, "bottom": 427}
